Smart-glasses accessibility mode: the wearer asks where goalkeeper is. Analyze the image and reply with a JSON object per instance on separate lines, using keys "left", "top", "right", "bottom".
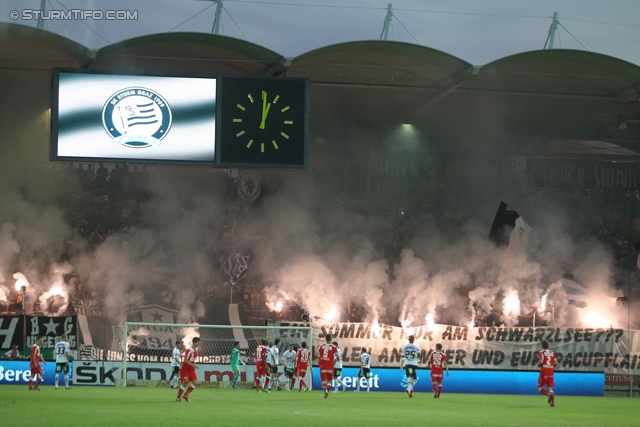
{"left": 231, "top": 341, "right": 245, "bottom": 389}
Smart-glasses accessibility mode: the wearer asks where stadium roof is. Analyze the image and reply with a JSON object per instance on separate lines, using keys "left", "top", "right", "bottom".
{"left": 1, "top": 22, "right": 639, "bottom": 158}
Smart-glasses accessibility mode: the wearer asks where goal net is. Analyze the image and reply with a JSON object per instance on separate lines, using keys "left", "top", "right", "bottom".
{"left": 114, "top": 322, "right": 314, "bottom": 388}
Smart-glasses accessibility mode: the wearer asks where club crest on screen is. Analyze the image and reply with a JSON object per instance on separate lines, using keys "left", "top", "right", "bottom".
{"left": 102, "top": 87, "right": 172, "bottom": 149}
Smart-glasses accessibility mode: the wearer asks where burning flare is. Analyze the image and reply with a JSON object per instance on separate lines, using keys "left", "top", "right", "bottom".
{"left": 468, "top": 321, "right": 475, "bottom": 329}
{"left": 582, "top": 311, "right": 610, "bottom": 329}
{"left": 266, "top": 301, "right": 283, "bottom": 312}
{"left": 323, "top": 305, "right": 338, "bottom": 322}
{"left": 372, "top": 319, "right": 381, "bottom": 338}
{"left": 426, "top": 313, "right": 435, "bottom": 332}
{"left": 49, "top": 285, "right": 64, "bottom": 297}
{"left": 13, "top": 272, "right": 30, "bottom": 291}
{"left": 504, "top": 290, "right": 520, "bottom": 313}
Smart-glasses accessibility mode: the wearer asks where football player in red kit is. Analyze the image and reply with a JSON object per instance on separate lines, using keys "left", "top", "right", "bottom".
{"left": 295, "top": 342, "right": 311, "bottom": 392}
{"left": 316, "top": 334, "right": 338, "bottom": 399}
{"left": 255, "top": 339, "right": 270, "bottom": 393}
{"left": 538, "top": 340, "right": 557, "bottom": 407}
{"left": 427, "top": 343, "right": 449, "bottom": 398}
{"left": 176, "top": 337, "right": 200, "bottom": 402}
{"left": 29, "top": 336, "right": 47, "bottom": 391}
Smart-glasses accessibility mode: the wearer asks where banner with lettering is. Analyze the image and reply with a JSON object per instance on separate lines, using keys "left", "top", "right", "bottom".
{"left": 0, "top": 315, "right": 24, "bottom": 350}
{"left": 25, "top": 315, "right": 78, "bottom": 350}
{"left": 269, "top": 321, "right": 640, "bottom": 374}
{"left": 532, "top": 158, "right": 637, "bottom": 189}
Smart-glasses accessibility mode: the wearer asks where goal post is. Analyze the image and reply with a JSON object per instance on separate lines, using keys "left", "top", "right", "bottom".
{"left": 118, "top": 322, "right": 314, "bottom": 387}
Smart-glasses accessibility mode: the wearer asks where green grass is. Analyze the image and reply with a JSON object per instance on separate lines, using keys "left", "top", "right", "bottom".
{"left": 1, "top": 386, "right": 636, "bottom": 427}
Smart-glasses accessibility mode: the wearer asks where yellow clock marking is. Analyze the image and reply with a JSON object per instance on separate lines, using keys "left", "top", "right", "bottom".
{"left": 235, "top": 93, "right": 292, "bottom": 153}
{"left": 260, "top": 91, "right": 271, "bottom": 130}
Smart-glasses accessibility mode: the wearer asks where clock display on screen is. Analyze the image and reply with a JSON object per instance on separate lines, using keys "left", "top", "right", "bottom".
{"left": 219, "top": 77, "right": 308, "bottom": 167}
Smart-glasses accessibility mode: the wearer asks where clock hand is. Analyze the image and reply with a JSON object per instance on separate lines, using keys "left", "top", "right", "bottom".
{"left": 260, "top": 91, "right": 271, "bottom": 129}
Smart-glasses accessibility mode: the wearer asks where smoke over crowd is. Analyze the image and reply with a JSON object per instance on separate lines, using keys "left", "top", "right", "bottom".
{"left": 0, "top": 135, "right": 636, "bottom": 335}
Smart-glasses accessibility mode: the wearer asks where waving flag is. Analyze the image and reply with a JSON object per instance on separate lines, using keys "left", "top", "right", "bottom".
{"left": 221, "top": 252, "right": 252, "bottom": 285}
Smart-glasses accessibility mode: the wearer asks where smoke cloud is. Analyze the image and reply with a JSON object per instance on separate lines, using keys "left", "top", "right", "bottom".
{"left": 0, "top": 137, "right": 629, "bottom": 334}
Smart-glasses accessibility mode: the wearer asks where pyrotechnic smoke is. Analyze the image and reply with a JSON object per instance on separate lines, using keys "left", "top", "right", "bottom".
{"left": 267, "top": 255, "right": 341, "bottom": 321}
{"left": 38, "top": 286, "right": 69, "bottom": 316}
{"left": 175, "top": 288, "right": 205, "bottom": 324}
{"left": 180, "top": 327, "right": 200, "bottom": 348}
{"left": 395, "top": 249, "right": 429, "bottom": 328}
{"left": 0, "top": 223, "right": 20, "bottom": 284}
{"left": 544, "top": 281, "right": 568, "bottom": 325}
{"left": 38, "top": 263, "right": 73, "bottom": 316}
{"left": 468, "top": 285, "right": 495, "bottom": 321}
{"left": 0, "top": 115, "right": 628, "bottom": 337}
{"left": 343, "top": 258, "right": 388, "bottom": 323}
{"left": 0, "top": 285, "right": 8, "bottom": 304}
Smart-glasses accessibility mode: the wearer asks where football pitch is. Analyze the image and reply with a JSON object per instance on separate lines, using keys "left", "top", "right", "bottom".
{"left": 1, "top": 386, "right": 636, "bottom": 427}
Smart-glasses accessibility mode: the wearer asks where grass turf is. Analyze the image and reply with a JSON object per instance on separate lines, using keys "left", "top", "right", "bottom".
{"left": 0, "top": 385, "right": 636, "bottom": 427}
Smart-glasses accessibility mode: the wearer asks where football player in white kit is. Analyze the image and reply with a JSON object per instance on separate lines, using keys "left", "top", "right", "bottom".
{"left": 169, "top": 340, "right": 183, "bottom": 389}
{"left": 268, "top": 338, "right": 281, "bottom": 390}
{"left": 54, "top": 334, "right": 71, "bottom": 389}
{"left": 332, "top": 341, "right": 346, "bottom": 392}
{"left": 356, "top": 348, "right": 372, "bottom": 392}
{"left": 280, "top": 343, "right": 296, "bottom": 391}
{"left": 400, "top": 335, "right": 421, "bottom": 398}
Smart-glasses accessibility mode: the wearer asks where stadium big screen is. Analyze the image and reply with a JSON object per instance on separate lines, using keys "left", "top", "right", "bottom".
{"left": 51, "top": 70, "right": 217, "bottom": 164}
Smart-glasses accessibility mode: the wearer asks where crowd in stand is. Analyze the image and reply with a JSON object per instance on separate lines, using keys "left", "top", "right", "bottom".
{"left": 3, "top": 162, "right": 638, "bottom": 326}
